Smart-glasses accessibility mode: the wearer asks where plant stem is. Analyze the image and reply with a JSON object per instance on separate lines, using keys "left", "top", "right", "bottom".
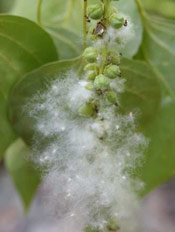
{"left": 37, "top": 0, "right": 43, "bottom": 26}
{"left": 83, "top": 0, "right": 88, "bottom": 49}
{"left": 103, "top": 0, "right": 110, "bottom": 27}
{"left": 99, "top": 0, "right": 110, "bottom": 74}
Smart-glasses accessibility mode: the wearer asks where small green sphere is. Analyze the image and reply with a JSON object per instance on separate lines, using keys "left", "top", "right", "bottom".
{"left": 83, "top": 47, "right": 98, "bottom": 63}
{"left": 86, "top": 71, "right": 96, "bottom": 81}
{"left": 79, "top": 103, "right": 95, "bottom": 117}
{"left": 104, "top": 64, "right": 121, "bottom": 79}
{"left": 109, "top": 13, "right": 125, "bottom": 29}
{"left": 109, "top": 51, "right": 121, "bottom": 65}
{"left": 87, "top": 3, "right": 104, "bottom": 20}
{"left": 94, "top": 74, "right": 110, "bottom": 90}
{"left": 84, "top": 63, "right": 97, "bottom": 72}
{"left": 105, "top": 91, "right": 118, "bottom": 104}
{"left": 85, "top": 82, "right": 94, "bottom": 90}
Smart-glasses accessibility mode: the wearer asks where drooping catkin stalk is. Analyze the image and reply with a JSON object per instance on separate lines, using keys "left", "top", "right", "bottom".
{"left": 29, "top": 1, "right": 146, "bottom": 232}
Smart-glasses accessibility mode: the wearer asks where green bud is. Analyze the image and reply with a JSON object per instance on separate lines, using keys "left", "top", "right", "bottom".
{"left": 109, "top": 13, "right": 125, "bottom": 29}
{"left": 83, "top": 47, "right": 98, "bottom": 63}
{"left": 104, "top": 64, "right": 121, "bottom": 79}
{"left": 87, "top": 3, "right": 103, "bottom": 20}
{"left": 105, "top": 91, "right": 118, "bottom": 104}
{"left": 79, "top": 103, "right": 95, "bottom": 117}
{"left": 85, "top": 82, "right": 94, "bottom": 90}
{"left": 86, "top": 71, "right": 96, "bottom": 80}
{"left": 94, "top": 74, "right": 110, "bottom": 90}
{"left": 108, "top": 51, "right": 121, "bottom": 65}
{"left": 84, "top": 63, "right": 97, "bottom": 72}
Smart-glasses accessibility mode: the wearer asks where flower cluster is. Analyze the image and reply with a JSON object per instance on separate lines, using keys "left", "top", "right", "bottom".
{"left": 27, "top": 1, "right": 147, "bottom": 232}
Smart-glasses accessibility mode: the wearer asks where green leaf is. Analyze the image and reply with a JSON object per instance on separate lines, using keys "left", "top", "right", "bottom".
{"left": 138, "top": 99, "right": 175, "bottom": 195}
{"left": 133, "top": 0, "right": 175, "bottom": 195}
{"left": 0, "top": 14, "right": 58, "bottom": 157}
{"left": 11, "top": 0, "right": 84, "bottom": 33}
{"left": 46, "top": 26, "right": 82, "bottom": 59}
{"left": 5, "top": 138, "right": 41, "bottom": 210}
{"left": 113, "top": 0, "right": 143, "bottom": 58}
{"left": 0, "top": 0, "right": 14, "bottom": 13}
{"left": 120, "top": 58, "right": 161, "bottom": 126}
{"left": 140, "top": 0, "right": 175, "bottom": 19}
{"left": 9, "top": 57, "right": 82, "bottom": 145}
{"left": 135, "top": 2, "right": 175, "bottom": 99}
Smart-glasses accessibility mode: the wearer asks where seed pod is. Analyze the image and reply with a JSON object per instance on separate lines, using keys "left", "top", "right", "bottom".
{"left": 84, "top": 63, "right": 97, "bottom": 72}
{"left": 83, "top": 47, "right": 98, "bottom": 63}
{"left": 109, "top": 13, "right": 125, "bottom": 29}
{"left": 94, "top": 74, "right": 110, "bottom": 90}
{"left": 87, "top": 3, "right": 104, "bottom": 20}
{"left": 85, "top": 82, "right": 94, "bottom": 90}
{"left": 104, "top": 64, "right": 121, "bottom": 79}
{"left": 108, "top": 51, "right": 121, "bottom": 65}
{"left": 79, "top": 103, "right": 95, "bottom": 117}
{"left": 86, "top": 71, "right": 96, "bottom": 81}
{"left": 105, "top": 91, "right": 118, "bottom": 104}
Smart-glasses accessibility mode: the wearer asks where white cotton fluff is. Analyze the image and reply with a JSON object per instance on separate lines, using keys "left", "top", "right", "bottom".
{"left": 107, "top": 18, "right": 135, "bottom": 49}
{"left": 28, "top": 71, "right": 147, "bottom": 232}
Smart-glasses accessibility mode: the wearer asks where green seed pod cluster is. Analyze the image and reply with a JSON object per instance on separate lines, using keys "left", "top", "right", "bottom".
{"left": 81, "top": 0, "right": 125, "bottom": 116}
{"left": 79, "top": 0, "right": 130, "bottom": 230}
{"left": 94, "top": 74, "right": 110, "bottom": 90}
{"left": 84, "top": 63, "right": 97, "bottom": 72}
{"left": 104, "top": 64, "right": 121, "bottom": 79}
{"left": 105, "top": 91, "right": 118, "bottom": 104}
{"left": 107, "top": 51, "right": 121, "bottom": 65}
{"left": 85, "top": 81, "right": 94, "bottom": 90}
{"left": 83, "top": 47, "right": 97, "bottom": 63}
{"left": 87, "top": 3, "right": 104, "bottom": 20}
{"left": 86, "top": 71, "right": 96, "bottom": 81}
{"left": 109, "top": 13, "right": 125, "bottom": 29}
{"left": 82, "top": 45, "right": 121, "bottom": 108}
{"left": 84, "top": 63, "right": 98, "bottom": 81}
